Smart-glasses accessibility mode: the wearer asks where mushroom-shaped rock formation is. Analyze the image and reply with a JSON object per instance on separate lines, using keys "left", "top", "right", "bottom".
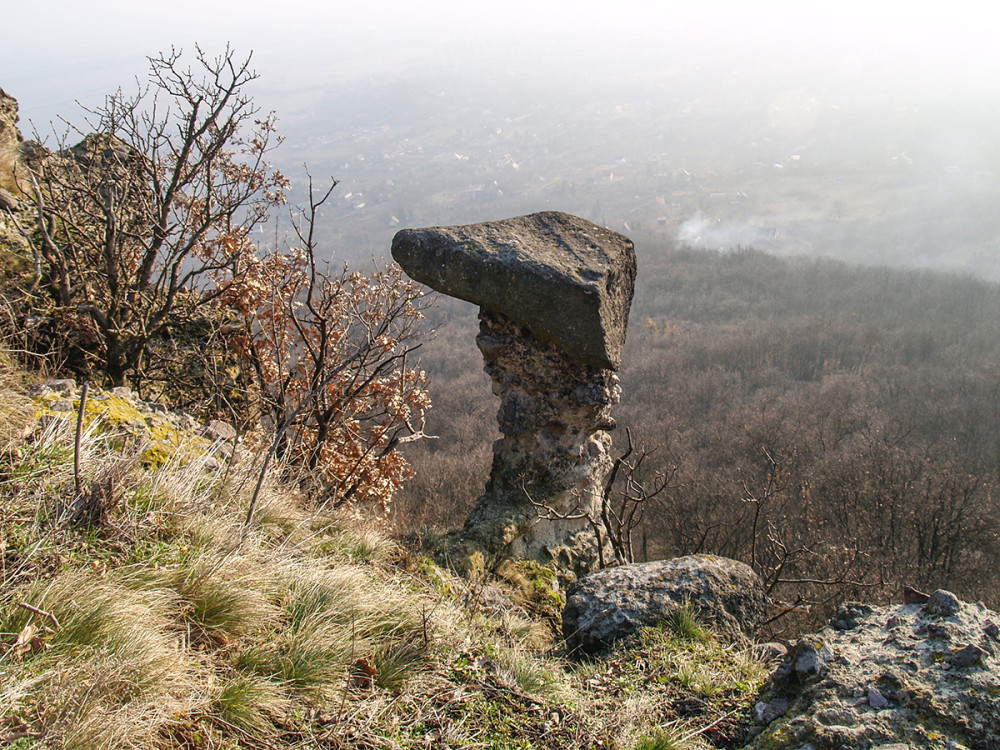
{"left": 392, "top": 212, "right": 636, "bottom": 571}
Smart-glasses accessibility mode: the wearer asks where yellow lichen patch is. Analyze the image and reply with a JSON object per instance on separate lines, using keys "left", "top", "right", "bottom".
{"left": 32, "top": 392, "right": 213, "bottom": 468}
{"left": 143, "top": 419, "right": 213, "bottom": 468}
{"left": 85, "top": 394, "right": 147, "bottom": 426}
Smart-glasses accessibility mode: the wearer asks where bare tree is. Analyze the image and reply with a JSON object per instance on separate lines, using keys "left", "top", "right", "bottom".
{"left": 597, "top": 428, "right": 675, "bottom": 566}
{"left": 8, "top": 47, "right": 433, "bottom": 513}
{"left": 223, "top": 175, "right": 433, "bottom": 512}
{"left": 15, "top": 45, "right": 286, "bottom": 389}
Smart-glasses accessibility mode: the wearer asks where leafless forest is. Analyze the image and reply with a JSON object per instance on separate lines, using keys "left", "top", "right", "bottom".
{"left": 395, "top": 239, "right": 1000, "bottom": 635}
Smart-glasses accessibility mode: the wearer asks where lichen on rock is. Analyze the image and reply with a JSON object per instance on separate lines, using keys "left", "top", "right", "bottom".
{"left": 746, "top": 590, "right": 1000, "bottom": 750}
{"left": 30, "top": 379, "right": 237, "bottom": 469}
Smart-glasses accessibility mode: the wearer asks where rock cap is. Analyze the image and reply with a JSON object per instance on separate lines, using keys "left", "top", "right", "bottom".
{"left": 391, "top": 211, "right": 636, "bottom": 370}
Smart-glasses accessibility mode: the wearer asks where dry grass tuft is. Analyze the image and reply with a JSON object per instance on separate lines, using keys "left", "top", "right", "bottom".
{"left": 1, "top": 572, "right": 204, "bottom": 749}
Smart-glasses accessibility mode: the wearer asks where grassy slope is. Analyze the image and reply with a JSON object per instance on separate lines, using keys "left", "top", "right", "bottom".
{"left": 0, "top": 361, "right": 766, "bottom": 750}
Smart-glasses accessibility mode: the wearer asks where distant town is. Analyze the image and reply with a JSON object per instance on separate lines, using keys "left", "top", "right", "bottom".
{"left": 272, "top": 61, "right": 1000, "bottom": 279}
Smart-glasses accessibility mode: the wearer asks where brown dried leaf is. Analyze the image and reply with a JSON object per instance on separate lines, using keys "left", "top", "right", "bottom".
{"left": 12, "top": 623, "right": 44, "bottom": 658}
{"left": 351, "top": 657, "right": 378, "bottom": 689}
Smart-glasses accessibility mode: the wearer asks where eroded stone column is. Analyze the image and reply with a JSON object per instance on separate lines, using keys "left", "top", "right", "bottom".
{"left": 392, "top": 211, "right": 636, "bottom": 571}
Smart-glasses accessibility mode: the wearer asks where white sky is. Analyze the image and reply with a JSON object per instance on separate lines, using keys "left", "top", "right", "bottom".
{"left": 3, "top": 1, "right": 998, "bottom": 129}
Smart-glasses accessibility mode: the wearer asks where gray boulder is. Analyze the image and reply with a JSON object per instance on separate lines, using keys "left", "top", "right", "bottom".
{"left": 562, "top": 554, "right": 767, "bottom": 653}
{"left": 206, "top": 419, "right": 238, "bottom": 442}
{"left": 391, "top": 211, "right": 636, "bottom": 370}
{"left": 746, "top": 590, "right": 1000, "bottom": 750}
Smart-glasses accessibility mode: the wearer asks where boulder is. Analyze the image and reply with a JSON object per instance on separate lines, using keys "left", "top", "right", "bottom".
{"left": 562, "top": 554, "right": 767, "bottom": 653}
{"left": 746, "top": 590, "right": 1000, "bottom": 750}
{"left": 392, "top": 211, "right": 636, "bottom": 370}
{"left": 206, "top": 419, "right": 238, "bottom": 442}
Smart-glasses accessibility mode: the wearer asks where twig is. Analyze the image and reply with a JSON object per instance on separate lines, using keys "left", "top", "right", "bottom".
{"left": 759, "top": 595, "right": 808, "bottom": 627}
{"left": 677, "top": 706, "right": 742, "bottom": 744}
{"left": 18, "top": 601, "right": 60, "bottom": 630}
{"left": 73, "top": 382, "right": 89, "bottom": 498}
{"left": 774, "top": 577, "right": 881, "bottom": 587}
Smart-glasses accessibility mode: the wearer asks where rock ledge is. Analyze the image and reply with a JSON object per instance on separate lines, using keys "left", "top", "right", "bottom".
{"left": 392, "top": 211, "right": 636, "bottom": 370}
{"left": 746, "top": 590, "right": 1000, "bottom": 750}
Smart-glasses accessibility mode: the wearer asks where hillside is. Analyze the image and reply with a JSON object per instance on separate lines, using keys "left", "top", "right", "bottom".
{"left": 4, "top": 250, "right": 1000, "bottom": 748}
{"left": 0, "top": 372, "right": 769, "bottom": 749}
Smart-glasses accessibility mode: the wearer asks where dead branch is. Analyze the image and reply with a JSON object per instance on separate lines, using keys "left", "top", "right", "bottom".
{"left": 17, "top": 601, "right": 60, "bottom": 630}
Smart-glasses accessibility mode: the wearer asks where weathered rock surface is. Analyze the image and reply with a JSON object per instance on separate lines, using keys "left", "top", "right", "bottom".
{"left": 392, "top": 211, "right": 636, "bottom": 370}
{"left": 457, "top": 308, "right": 622, "bottom": 569}
{"left": 745, "top": 590, "right": 1000, "bottom": 750}
{"left": 562, "top": 555, "right": 767, "bottom": 653}
{"left": 0, "top": 87, "right": 21, "bottom": 147}
{"left": 392, "top": 213, "right": 636, "bottom": 570}
{"left": 0, "top": 88, "right": 27, "bottom": 253}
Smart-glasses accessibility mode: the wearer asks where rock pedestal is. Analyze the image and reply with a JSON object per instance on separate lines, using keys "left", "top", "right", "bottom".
{"left": 392, "top": 211, "right": 636, "bottom": 570}
{"left": 464, "top": 308, "right": 620, "bottom": 566}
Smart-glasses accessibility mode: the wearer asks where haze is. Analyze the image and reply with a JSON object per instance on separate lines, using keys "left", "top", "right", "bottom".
{"left": 4, "top": 1, "right": 999, "bottom": 276}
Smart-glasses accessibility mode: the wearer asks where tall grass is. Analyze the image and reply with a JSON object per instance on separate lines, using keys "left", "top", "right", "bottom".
{"left": 0, "top": 572, "right": 203, "bottom": 749}
{"left": 0, "top": 382, "right": 445, "bottom": 746}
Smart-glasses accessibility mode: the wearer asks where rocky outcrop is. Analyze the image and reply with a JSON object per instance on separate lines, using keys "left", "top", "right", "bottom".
{"left": 562, "top": 555, "right": 767, "bottom": 654}
{"left": 0, "top": 87, "right": 22, "bottom": 148}
{"left": 0, "top": 88, "right": 26, "bottom": 251}
{"left": 392, "top": 212, "right": 636, "bottom": 570}
{"left": 746, "top": 590, "right": 1000, "bottom": 750}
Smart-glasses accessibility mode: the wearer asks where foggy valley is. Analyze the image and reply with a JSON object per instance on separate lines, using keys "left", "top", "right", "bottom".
{"left": 6, "top": 4, "right": 1000, "bottom": 278}
{"left": 273, "top": 54, "right": 1000, "bottom": 280}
